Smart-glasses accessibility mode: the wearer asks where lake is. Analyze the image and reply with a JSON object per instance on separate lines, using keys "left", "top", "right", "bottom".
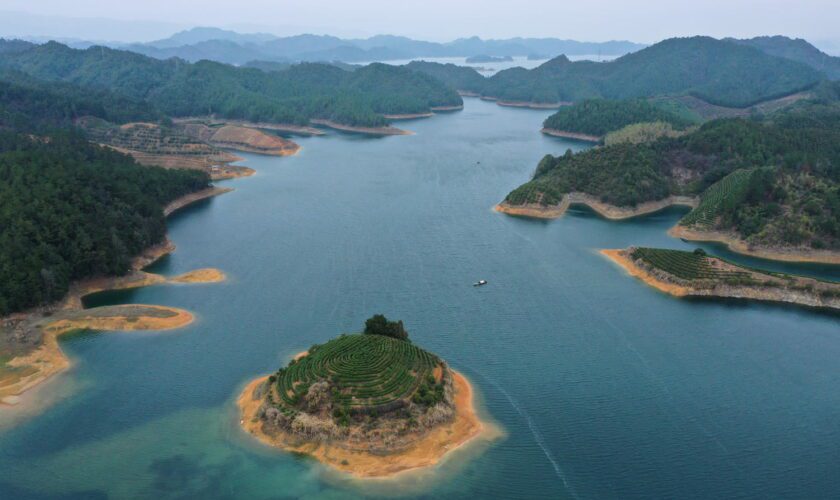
{"left": 1, "top": 98, "right": 839, "bottom": 499}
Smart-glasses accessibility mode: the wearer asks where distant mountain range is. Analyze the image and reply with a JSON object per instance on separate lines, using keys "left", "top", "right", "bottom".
{"left": 113, "top": 27, "right": 647, "bottom": 64}
{"left": 409, "top": 36, "right": 835, "bottom": 107}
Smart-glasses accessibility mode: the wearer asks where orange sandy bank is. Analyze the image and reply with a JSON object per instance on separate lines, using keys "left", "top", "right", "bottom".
{"left": 541, "top": 128, "right": 602, "bottom": 143}
{"left": 600, "top": 250, "right": 690, "bottom": 297}
{"left": 494, "top": 198, "right": 570, "bottom": 219}
{"left": 601, "top": 249, "right": 840, "bottom": 310}
{"left": 237, "top": 370, "right": 498, "bottom": 478}
{"left": 1, "top": 305, "right": 194, "bottom": 405}
{"left": 169, "top": 268, "right": 226, "bottom": 284}
{"left": 669, "top": 226, "right": 840, "bottom": 265}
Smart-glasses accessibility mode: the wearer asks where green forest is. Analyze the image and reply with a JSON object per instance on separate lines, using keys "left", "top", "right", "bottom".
{"left": 0, "top": 130, "right": 209, "bottom": 315}
{"left": 0, "top": 41, "right": 462, "bottom": 128}
{"left": 505, "top": 94, "right": 840, "bottom": 249}
{"left": 542, "top": 99, "right": 697, "bottom": 137}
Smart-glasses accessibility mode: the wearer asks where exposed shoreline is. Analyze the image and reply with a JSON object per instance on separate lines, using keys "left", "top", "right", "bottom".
{"left": 541, "top": 128, "right": 602, "bottom": 143}
{"left": 173, "top": 117, "right": 325, "bottom": 136}
{"left": 237, "top": 369, "right": 497, "bottom": 478}
{"left": 164, "top": 186, "right": 233, "bottom": 216}
{"left": 497, "top": 100, "right": 569, "bottom": 110}
{"left": 430, "top": 104, "right": 464, "bottom": 112}
{"left": 669, "top": 225, "right": 840, "bottom": 265}
{"left": 601, "top": 249, "right": 840, "bottom": 311}
{"left": 310, "top": 119, "right": 413, "bottom": 136}
{"left": 383, "top": 112, "right": 434, "bottom": 120}
{"left": 496, "top": 193, "right": 697, "bottom": 220}
{"left": 0, "top": 187, "right": 232, "bottom": 410}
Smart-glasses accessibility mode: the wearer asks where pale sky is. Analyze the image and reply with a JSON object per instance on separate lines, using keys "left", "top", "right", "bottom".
{"left": 2, "top": 0, "right": 839, "bottom": 46}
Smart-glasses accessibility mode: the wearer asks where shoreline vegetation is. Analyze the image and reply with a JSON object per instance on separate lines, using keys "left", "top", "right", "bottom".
{"left": 237, "top": 365, "right": 496, "bottom": 478}
{"left": 0, "top": 187, "right": 232, "bottom": 410}
{"left": 495, "top": 194, "right": 698, "bottom": 220}
{"left": 601, "top": 248, "right": 840, "bottom": 310}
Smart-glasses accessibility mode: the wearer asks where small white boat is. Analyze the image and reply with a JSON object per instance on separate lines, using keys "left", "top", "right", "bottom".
{"left": 473, "top": 279, "right": 488, "bottom": 287}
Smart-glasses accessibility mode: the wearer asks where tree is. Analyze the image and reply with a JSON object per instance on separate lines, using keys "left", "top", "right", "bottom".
{"left": 363, "top": 314, "right": 409, "bottom": 341}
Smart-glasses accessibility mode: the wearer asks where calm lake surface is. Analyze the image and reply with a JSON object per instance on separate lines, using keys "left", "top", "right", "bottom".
{"left": 1, "top": 98, "right": 839, "bottom": 499}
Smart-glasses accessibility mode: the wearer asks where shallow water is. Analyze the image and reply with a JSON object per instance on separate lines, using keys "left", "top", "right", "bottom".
{"left": 2, "top": 98, "right": 839, "bottom": 499}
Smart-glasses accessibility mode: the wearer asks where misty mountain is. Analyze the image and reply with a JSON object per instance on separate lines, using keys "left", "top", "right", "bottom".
{"left": 730, "top": 36, "right": 840, "bottom": 80}
{"left": 122, "top": 27, "right": 646, "bottom": 64}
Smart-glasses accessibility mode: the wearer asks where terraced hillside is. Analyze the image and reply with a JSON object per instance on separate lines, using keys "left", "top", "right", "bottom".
{"left": 630, "top": 248, "right": 753, "bottom": 282}
{"left": 679, "top": 168, "right": 757, "bottom": 228}
{"left": 608, "top": 247, "right": 840, "bottom": 310}
{"left": 268, "top": 334, "right": 446, "bottom": 417}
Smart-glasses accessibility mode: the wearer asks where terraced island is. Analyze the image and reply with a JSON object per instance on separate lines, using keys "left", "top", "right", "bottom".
{"left": 603, "top": 247, "right": 840, "bottom": 310}
{"left": 238, "top": 316, "right": 492, "bottom": 477}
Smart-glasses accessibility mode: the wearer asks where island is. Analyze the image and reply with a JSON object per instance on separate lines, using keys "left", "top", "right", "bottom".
{"left": 465, "top": 55, "right": 514, "bottom": 63}
{"left": 237, "top": 315, "right": 495, "bottom": 478}
{"left": 603, "top": 247, "right": 840, "bottom": 311}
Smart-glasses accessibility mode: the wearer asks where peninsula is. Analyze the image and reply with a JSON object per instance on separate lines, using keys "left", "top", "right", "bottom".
{"left": 603, "top": 247, "right": 840, "bottom": 311}
{"left": 238, "top": 315, "right": 494, "bottom": 477}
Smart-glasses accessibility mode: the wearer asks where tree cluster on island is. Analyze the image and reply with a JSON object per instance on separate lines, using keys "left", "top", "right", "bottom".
{"left": 542, "top": 98, "right": 698, "bottom": 137}
{"left": 256, "top": 316, "right": 453, "bottom": 445}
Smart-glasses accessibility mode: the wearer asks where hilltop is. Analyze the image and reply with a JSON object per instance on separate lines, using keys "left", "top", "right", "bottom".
{"left": 238, "top": 316, "right": 492, "bottom": 477}
{"left": 410, "top": 37, "right": 823, "bottom": 108}
{"left": 0, "top": 40, "right": 461, "bottom": 129}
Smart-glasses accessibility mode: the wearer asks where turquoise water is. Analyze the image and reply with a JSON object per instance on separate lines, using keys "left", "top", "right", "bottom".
{"left": 2, "top": 99, "right": 839, "bottom": 499}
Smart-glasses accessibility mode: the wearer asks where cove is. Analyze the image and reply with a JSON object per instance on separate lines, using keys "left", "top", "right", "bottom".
{"left": 1, "top": 99, "right": 839, "bottom": 499}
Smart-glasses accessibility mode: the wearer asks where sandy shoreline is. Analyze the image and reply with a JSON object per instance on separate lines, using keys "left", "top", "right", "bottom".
{"left": 1, "top": 187, "right": 233, "bottom": 411}
{"left": 1, "top": 304, "right": 195, "bottom": 406}
{"left": 310, "top": 119, "right": 413, "bottom": 136}
{"left": 669, "top": 226, "right": 840, "bottom": 265}
{"left": 496, "top": 194, "right": 697, "bottom": 221}
{"left": 601, "top": 250, "right": 690, "bottom": 296}
{"left": 237, "top": 370, "right": 498, "bottom": 478}
{"left": 601, "top": 249, "right": 840, "bottom": 310}
{"left": 541, "top": 128, "right": 602, "bottom": 143}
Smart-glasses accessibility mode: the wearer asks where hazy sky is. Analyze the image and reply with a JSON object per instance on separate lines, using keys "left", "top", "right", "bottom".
{"left": 2, "top": 0, "right": 839, "bottom": 45}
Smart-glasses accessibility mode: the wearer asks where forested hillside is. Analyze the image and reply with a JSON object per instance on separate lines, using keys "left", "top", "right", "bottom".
{"left": 504, "top": 98, "right": 840, "bottom": 250}
{"left": 542, "top": 99, "right": 697, "bottom": 137}
{"left": 731, "top": 36, "right": 840, "bottom": 80}
{"left": 0, "top": 41, "right": 462, "bottom": 127}
{"left": 0, "top": 131, "right": 209, "bottom": 315}
{"left": 410, "top": 37, "right": 822, "bottom": 107}
{"left": 0, "top": 71, "right": 161, "bottom": 130}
